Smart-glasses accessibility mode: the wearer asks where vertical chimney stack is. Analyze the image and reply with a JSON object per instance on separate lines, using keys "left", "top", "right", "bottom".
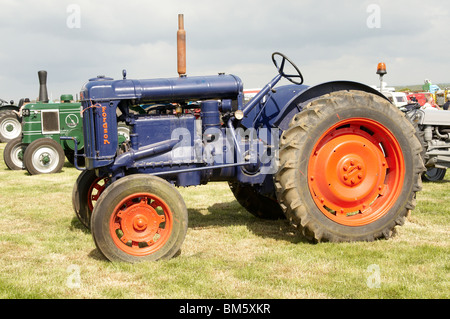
{"left": 38, "top": 70, "right": 49, "bottom": 103}
{"left": 177, "top": 14, "right": 186, "bottom": 77}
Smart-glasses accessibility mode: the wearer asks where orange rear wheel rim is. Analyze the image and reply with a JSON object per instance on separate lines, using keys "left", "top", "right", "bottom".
{"left": 109, "top": 193, "right": 173, "bottom": 256}
{"left": 308, "top": 118, "right": 404, "bottom": 226}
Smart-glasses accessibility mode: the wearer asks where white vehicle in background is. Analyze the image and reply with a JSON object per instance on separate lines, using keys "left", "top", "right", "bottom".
{"left": 243, "top": 89, "right": 261, "bottom": 103}
{"left": 370, "top": 81, "right": 408, "bottom": 109}
{"left": 383, "top": 91, "right": 409, "bottom": 110}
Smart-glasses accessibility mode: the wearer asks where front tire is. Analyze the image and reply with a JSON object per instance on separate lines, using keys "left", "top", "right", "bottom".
{"left": 274, "top": 90, "right": 424, "bottom": 242}
{"left": 23, "top": 138, "right": 65, "bottom": 175}
{"left": 91, "top": 174, "right": 188, "bottom": 262}
{"left": 72, "top": 170, "right": 109, "bottom": 229}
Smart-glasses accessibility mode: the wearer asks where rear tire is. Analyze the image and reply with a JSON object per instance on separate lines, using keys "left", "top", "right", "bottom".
{"left": 91, "top": 174, "right": 188, "bottom": 262}
{"left": 3, "top": 137, "right": 26, "bottom": 170}
{"left": 0, "top": 111, "right": 21, "bottom": 143}
{"left": 228, "top": 181, "right": 285, "bottom": 220}
{"left": 274, "top": 90, "right": 424, "bottom": 242}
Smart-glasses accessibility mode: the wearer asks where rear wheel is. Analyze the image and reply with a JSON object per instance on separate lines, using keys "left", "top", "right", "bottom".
{"left": 23, "top": 138, "right": 65, "bottom": 175}
{"left": 274, "top": 90, "right": 424, "bottom": 242}
{"left": 0, "top": 111, "right": 21, "bottom": 143}
{"left": 228, "top": 181, "right": 285, "bottom": 220}
{"left": 422, "top": 167, "right": 446, "bottom": 182}
{"left": 91, "top": 174, "right": 188, "bottom": 262}
{"left": 3, "top": 137, "right": 26, "bottom": 170}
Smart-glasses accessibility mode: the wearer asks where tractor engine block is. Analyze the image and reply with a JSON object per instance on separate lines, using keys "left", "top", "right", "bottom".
{"left": 79, "top": 73, "right": 258, "bottom": 186}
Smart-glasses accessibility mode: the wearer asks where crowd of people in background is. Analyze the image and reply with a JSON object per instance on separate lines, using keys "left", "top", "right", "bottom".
{"left": 421, "top": 94, "right": 450, "bottom": 110}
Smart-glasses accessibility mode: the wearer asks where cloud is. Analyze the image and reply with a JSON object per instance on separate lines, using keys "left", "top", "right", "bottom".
{"left": 0, "top": 0, "right": 449, "bottom": 103}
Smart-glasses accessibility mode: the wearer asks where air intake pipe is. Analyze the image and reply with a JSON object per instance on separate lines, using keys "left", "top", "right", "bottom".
{"left": 177, "top": 14, "right": 186, "bottom": 77}
{"left": 38, "top": 70, "right": 49, "bottom": 103}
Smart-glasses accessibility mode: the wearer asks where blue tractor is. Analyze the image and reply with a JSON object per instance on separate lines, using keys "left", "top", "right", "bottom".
{"left": 70, "top": 15, "right": 424, "bottom": 262}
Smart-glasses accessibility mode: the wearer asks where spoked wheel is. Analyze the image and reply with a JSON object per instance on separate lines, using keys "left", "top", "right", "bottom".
{"left": 422, "top": 167, "right": 446, "bottom": 182}
{"left": 23, "top": 138, "right": 65, "bottom": 175}
{"left": 272, "top": 52, "right": 304, "bottom": 85}
{"left": 3, "top": 137, "right": 26, "bottom": 170}
{"left": 91, "top": 174, "right": 188, "bottom": 262}
{"left": 72, "top": 170, "right": 109, "bottom": 229}
{"left": 274, "top": 90, "right": 424, "bottom": 242}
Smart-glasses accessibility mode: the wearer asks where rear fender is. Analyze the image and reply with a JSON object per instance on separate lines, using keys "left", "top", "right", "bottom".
{"left": 271, "top": 81, "right": 389, "bottom": 131}
{"left": 235, "top": 81, "right": 389, "bottom": 197}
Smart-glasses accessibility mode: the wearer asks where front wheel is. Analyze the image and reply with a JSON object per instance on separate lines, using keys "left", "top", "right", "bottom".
{"left": 274, "top": 90, "right": 424, "bottom": 242}
{"left": 72, "top": 170, "right": 109, "bottom": 229}
{"left": 91, "top": 174, "right": 188, "bottom": 262}
{"left": 23, "top": 138, "right": 65, "bottom": 175}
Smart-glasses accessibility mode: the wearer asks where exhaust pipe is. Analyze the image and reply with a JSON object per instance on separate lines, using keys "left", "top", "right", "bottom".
{"left": 177, "top": 14, "right": 186, "bottom": 77}
{"left": 38, "top": 70, "right": 49, "bottom": 103}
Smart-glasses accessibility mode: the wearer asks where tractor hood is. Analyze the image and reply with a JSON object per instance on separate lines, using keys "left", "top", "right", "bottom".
{"left": 80, "top": 74, "right": 244, "bottom": 104}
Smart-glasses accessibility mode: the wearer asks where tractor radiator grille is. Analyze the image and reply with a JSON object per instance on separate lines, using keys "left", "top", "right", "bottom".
{"left": 41, "top": 110, "right": 60, "bottom": 134}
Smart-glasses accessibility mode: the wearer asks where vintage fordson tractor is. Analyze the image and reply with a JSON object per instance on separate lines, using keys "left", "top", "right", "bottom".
{"left": 71, "top": 16, "right": 424, "bottom": 262}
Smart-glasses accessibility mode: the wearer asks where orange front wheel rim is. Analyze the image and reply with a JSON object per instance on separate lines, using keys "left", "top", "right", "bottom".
{"left": 109, "top": 193, "right": 173, "bottom": 256}
{"left": 308, "top": 118, "right": 405, "bottom": 226}
{"left": 87, "top": 176, "right": 109, "bottom": 211}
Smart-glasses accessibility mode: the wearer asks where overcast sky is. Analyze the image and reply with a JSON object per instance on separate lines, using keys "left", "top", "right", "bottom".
{"left": 1, "top": 0, "right": 449, "bottom": 103}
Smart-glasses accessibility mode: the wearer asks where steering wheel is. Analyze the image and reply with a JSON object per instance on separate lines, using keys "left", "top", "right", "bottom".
{"left": 271, "top": 52, "right": 304, "bottom": 85}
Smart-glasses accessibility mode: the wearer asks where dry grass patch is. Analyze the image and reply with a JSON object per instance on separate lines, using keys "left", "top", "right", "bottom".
{"left": 0, "top": 143, "right": 448, "bottom": 299}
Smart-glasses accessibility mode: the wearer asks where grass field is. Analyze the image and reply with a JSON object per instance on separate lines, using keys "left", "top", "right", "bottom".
{"left": 0, "top": 142, "right": 448, "bottom": 299}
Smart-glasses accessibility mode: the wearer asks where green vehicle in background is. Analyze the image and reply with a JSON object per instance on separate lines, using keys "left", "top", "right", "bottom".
{"left": 3, "top": 70, "right": 84, "bottom": 174}
{"left": 0, "top": 98, "right": 23, "bottom": 143}
{"left": 4, "top": 70, "right": 84, "bottom": 174}
{"left": 3, "top": 70, "right": 129, "bottom": 175}
{"left": 4, "top": 94, "right": 83, "bottom": 174}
